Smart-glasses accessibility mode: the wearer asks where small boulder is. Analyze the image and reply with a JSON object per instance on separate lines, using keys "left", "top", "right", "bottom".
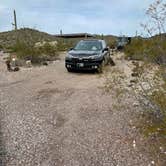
{"left": 130, "top": 79, "right": 137, "bottom": 84}
{"left": 131, "top": 72, "right": 139, "bottom": 77}
{"left": 13, "top": 67, "right": 20, "bottom": 72}
{"left": 42, "top": 61, "right": 48, "bottom": 66}
{"left": 141, "top": 82, "right": 151, "bottom": 90}
{"left": 26, "top": 60, "right": 32, "bottom": 68}
{"left": 133, "top": 102, "right": 139, "bottom": 107}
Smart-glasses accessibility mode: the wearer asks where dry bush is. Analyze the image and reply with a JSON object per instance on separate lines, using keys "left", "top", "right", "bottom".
{"left": 125, "top": 37, "right": 166, "bottom": 64}
{"left": 125, "top": 0, "right": 166, "bottom": 65}
{"left": 12, "top": 40, "right": 58, "bottom": 64}
{"left": 132, "top": 62, "right": 166, "bottom": 138}
{"left": 124, "top": 3, "right": 166, "bottom": 154}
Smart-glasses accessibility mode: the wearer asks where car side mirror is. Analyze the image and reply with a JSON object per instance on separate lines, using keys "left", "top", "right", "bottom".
{"left": 69, "top": 48, "right": 73, "bottom": 51}
{"left": 103, "top": 47, "right": 109, "bottom": 52}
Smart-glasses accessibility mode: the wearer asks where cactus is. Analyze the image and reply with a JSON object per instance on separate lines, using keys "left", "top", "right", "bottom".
{"left": 12, "top": 10, "right": 17, "bottom": 30}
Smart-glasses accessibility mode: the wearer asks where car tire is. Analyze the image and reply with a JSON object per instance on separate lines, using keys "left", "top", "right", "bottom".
{"left": 98, "top": 59, "right": 105, "bottom": 73}
{"left": 67, "top": 68, "right": 73, "bottom": 72}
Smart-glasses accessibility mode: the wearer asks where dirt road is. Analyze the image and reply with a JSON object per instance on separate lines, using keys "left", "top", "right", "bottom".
{"left": 0, "top": 53, "right": 154, "bottom": 166}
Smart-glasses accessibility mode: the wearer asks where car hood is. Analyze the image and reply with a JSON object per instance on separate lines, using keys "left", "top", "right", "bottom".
{"left": 68, "top": 50, "right": 101, "bottom": 57}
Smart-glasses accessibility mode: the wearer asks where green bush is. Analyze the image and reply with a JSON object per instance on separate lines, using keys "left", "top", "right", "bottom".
{"left": 56, "top": 39, "right": 75, "bottom": 51}
{"left": 39, "top": 42, "right": 57, "bottom": 57}
{"left": 124, "top": 38, "right": 145, "bottom": 60}
{"left": 124, "top": 37, "right": 166, "bottom": 65}
{"left": 12, "top": 40, "right": 58, "bottom": 64}
{"left": 107, "top": 39, "right": 117, "bottom": 49}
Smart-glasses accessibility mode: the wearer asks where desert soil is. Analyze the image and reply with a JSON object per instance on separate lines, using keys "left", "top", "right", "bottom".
{"left": 0, "top": 52, "right": 162, "bottom": 166}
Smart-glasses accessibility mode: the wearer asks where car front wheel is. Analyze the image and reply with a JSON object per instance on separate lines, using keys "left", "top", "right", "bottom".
{"left": 98, "top": 59, "right": 105, "bottom": 73}
{"left": 67, "top": 68, "right": 73, "bottom": 72}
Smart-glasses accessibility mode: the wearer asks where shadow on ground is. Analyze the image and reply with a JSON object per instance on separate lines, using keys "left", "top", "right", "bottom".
{"left": 68, "top": 69, "right": 97, "bottom": 74}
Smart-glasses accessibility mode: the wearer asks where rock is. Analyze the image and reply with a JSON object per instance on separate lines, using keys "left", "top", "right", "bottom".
{"left": 132, "top": 61, "right": 139, "bottom": 66}
{"left": 13, "top": 67, "right": 20, "bottom": 72}
{"left": 141, "top": 82, "right": 151, "bottom": 90}
{"left": 127, "top": 57, "right": 132, "bottom": 60}
{"left": 130, "top": 79, "right": 137, "bottom": 84}
{"left": 53, "top": 60, "right": 60, "bottom": 64}
{"left": 151, "top": 161, "right": 155, "bottom": 165}
{"left": 55, "top": 60, "right": 60, "bottom": 63}
{"left": 26, "top": 60, "right": 32, "bottom": 68}
{"left": 0, "top": 50, "right": 3, "bottom": 56}
{"left": 133, "top": 140, "right": 136, "bottom": 148}
{"left": 42, "top": 61, "right": 48, "bottom": 66}
{"left": 127, "top": 83, "right": 133, "bottom": 87}
{"left": 131, "top": 72, "right": 139, "bottom": 77}
{"left": 35, "top": 41, "right": 58, "bottom": 48}
{"left": 133, "top": 102, "right": 139, "bottom": 107}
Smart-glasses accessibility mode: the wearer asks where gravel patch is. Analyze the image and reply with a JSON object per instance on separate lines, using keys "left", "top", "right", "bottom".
{"left": 0, "top": 53, "right": 156, "bottom": 166}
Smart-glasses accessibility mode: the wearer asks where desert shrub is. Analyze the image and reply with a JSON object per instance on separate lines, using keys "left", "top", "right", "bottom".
{"left": 56, "top": 40, "right": 67, "bottom": 51}
{"left": 56, "top": 39, "right": 75, "bottom": 51}
{"left": 107, "top": 39, "right": 117, "bottom": 49}
{"left": 149, "top": 36, "right": 166, "bottom": 65}
{"left": 125, "top": 37, "right": 166, "bottom": 64}
{"left": 125, "top": 0, "right": 166, "bottom": 65}
{"left": 124, "top": 38, "right": 145, "bottom": 60}
{"left": 152, "top": 67, "right": 166, "bottom": 116}
{"left": 132, "top": 62, "right": 166, "bottom": 138}
{"left": 12, "top": 40, "right": 58, "bottom": 64}
{"left": 12, "top": 40, "right": 34, "bottom": 58}
{"left": 39, "top": 42, "right": 57, "bottom": 57}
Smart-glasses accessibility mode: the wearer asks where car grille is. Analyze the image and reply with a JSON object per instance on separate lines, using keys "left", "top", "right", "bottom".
{"left": 71, "top": 57, "right": 92, "bottom": 63}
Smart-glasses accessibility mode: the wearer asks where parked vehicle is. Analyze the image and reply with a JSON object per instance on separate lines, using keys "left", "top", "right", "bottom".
{"left": 65, "top": 39, "right": 111, "bottom": 73}
{"left": 117, "top": 36, "right": 131, "bottom": 50}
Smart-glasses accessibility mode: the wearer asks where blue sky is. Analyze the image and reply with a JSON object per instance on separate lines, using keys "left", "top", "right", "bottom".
{"left": 0, "top": 0, "right": 154, "bottom": 36}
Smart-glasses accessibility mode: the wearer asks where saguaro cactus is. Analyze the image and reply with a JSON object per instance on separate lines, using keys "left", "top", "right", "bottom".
{"left": 13, "top": 10, "right": 17, "bottom": 30}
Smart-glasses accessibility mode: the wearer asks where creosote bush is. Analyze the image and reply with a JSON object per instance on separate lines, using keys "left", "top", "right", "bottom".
{"left": 56, "top": 39, "right": 74, "bottom": 51}
{"left": 125, "top": 0, "right": 166, "bottom": 65}
{"left": 12, "top": 40, "right": 58, "bottom": 64}
{"left": 125, "top": 37, "right": 166, "bottom": 64}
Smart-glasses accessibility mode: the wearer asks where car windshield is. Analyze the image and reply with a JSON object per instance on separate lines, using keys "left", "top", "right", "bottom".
{"left": 74, "top": 41, "right": 102, "bottom": 51}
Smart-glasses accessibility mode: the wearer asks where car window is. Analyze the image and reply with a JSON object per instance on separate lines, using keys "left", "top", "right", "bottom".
{"left": 74, "top": 41, "right": 102, "bottom": 51}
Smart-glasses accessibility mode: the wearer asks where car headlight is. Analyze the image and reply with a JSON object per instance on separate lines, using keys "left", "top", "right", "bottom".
{"left": 67, "top": 53, "right": 74, "bottom": 58}
{"left": 90, "top": 54, "right": 100, "bottom": 59}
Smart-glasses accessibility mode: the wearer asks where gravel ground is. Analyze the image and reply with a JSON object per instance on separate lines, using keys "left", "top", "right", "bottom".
{"left": 0, "top": 53, "right": 158, "bottom": 166}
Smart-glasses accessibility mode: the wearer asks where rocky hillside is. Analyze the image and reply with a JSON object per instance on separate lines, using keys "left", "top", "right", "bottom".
{"left": 0, "top": 28, "right": 120, "bottom": 50}
{"left": 0, "top": 28, "right": 57, "bottom": 48}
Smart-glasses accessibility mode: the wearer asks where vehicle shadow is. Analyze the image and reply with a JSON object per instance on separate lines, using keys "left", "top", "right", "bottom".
{"left": 69, "top": 69, "right": 98, "bottom": 75}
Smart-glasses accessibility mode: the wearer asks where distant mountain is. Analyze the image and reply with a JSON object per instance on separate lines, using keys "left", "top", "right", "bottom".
{"left": 0, "top": 28, "right": 56, "bottom": 48}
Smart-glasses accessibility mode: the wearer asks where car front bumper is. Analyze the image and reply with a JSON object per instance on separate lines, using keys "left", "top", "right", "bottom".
{"left": 65, "top": 58, "right": 102, "bottom": 70}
